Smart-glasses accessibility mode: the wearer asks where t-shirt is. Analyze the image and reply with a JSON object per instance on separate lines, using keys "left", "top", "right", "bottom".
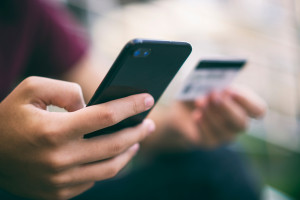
{"left": 0, "top": 0, "right": 88, "bottom": 101}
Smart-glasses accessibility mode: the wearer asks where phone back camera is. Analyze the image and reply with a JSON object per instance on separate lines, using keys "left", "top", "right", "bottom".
{"left": 133, "top": 48, "right": 151, "bottom": 57}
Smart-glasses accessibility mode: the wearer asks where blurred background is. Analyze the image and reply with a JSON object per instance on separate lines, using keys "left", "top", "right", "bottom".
{"left": 59, "top": 0, "right": 299, "bottom": 199}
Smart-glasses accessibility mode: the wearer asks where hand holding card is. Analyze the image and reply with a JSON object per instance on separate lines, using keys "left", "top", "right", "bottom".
{"left": 177, "top": 59, "right": 246, "bottom": 101}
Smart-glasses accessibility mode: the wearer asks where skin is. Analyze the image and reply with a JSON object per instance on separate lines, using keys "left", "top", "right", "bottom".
{"left": 0, "top": 56, "right": 267, "bottom": 200}
{"left": 140, "top": 87, "right": 266, "bottom": 153}
{"left": 64, "top": 55, "right": 267, "bottom": 150}
{"left": 0, "top": 76, "right": 155, "bottom": 200}
{"left": 173, "top": 87, "right": 266, "bottom": 148}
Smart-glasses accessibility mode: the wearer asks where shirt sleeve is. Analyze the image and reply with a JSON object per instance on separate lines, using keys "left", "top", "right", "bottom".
{"left": 25, "top": 0, "right": 88, "bottom": 78}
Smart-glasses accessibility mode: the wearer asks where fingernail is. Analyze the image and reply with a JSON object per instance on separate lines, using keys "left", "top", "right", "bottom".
{"left": 131, "top": 143, "right": 140, "bottom": 152}
{"left": 143, "top": 119, "right": 156, "bottom": 134}
{"left": 144, "top": 96, "right": 154, "bottom": 110}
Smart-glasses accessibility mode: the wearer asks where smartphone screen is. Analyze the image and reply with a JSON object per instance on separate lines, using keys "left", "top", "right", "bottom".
{"left": 84, "top": 39, "right": 192, "bottom": 138}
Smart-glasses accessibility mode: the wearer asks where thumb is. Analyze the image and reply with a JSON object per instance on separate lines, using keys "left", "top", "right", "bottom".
{"left": 19, "top": 77, "right": 85, "bottom": 112}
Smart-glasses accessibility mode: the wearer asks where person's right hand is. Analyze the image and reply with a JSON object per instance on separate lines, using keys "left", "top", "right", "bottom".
{"left": 0, "top": 76, "right": 155, "bottom": 200}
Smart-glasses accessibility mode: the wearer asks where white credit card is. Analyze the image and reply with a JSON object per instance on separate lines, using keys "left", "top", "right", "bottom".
{"left": 177, "top": 59, "right": 246, "bottom": 101}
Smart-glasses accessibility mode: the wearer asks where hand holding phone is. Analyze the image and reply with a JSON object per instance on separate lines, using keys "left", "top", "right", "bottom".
{"left": 85, "top": 39, "right": 192, "bottom": 138}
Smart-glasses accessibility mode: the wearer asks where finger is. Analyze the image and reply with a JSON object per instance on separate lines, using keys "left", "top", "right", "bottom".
{"left": 63, "top": 93, "right": 154, "bottom": 137}
{"left": 210, "top": 92, "right": 248, "bottom": 132}
{"left": 193, "top": 100, "right": 219, "bottom": 147}
{"left": 49, "top": 182, "right": 94, "bottom": 200}
{"left": 200, "top": 103, "right": 236, "bottom": 143}
{"left": 21, "top": 77, "right": 85, "bottom": 111}
{"left": 197, "top": 116, "right": 219, "bottom": 148}
{"left": 228, "top": 86, "right": 267, "bottom": 118}
{"left": 194, "top": 96, "right": 208, "bottom": 110}
{"left": 62, "top": 144, "right": 140, "bottom": 185}
{"left": 70, "top": 119, "right": 155, "bottom": 165}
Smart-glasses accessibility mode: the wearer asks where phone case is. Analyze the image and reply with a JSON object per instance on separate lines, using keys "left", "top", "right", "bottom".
{"left": 85, "top": 39, "right": 192, "bottom": 138}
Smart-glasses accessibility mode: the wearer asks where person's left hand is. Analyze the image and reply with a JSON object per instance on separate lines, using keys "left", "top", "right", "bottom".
{"left": 166, "top": 86, "right": 266, "bottom": 148}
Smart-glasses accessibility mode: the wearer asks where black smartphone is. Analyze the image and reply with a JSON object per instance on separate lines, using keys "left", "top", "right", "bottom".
{"left": 84, "top": 39, "right": 192, "bottom": 138}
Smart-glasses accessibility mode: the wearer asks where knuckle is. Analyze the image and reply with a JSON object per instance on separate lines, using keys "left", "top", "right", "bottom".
{"left": 106, "top": 165, "right": 120, "bottom": 179}
{"left": 46, "top": 152, "right": 70, "bottom": 172}
{"left": 71, "top": 82, "right": 82, "bottom": 92}
{"left": 70, "top": 83, "right": 83, "bottom": 99}
{"left": 102, "top": 106, "right": 118, "bottom": 125}
{"left": 39, "top": 125, "right": 62, "bottom": 146}
{"left": 109, "top": 142, "right": 123, "bottom": 155}
{"left": 21, "top": 76, "right": 40, "bottom": 92}
{"left": 131, "top": 98, "right": 142, "bottom": 115}
{"left": 48, "top": 174, "right": 69, "bottom": 189}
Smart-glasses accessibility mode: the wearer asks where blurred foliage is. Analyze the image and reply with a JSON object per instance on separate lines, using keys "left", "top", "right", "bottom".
{"left": 237, "top": 134, "right": 300, "bottom": 199}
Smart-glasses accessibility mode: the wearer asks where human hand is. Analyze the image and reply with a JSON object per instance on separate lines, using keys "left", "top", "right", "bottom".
{"left": 168, "top": 86, "right": 266, "bottom": 148}
{"left": 0, "top": 77, "right": 155, "bottom": 200}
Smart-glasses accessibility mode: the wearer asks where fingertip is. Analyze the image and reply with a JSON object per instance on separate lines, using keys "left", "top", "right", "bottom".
{"left": 229, "top": 86, "right": 268, "bottom": 118}
{"left": 143, "top": 118, "right": 156, "bottom": 133}
{"left": 144, "top": 94, "right": 155, "bottom": 110}
{"left": 194, "top": 96, "right": 208, "bottom": 108}
{"left": 254, "top": 97, "right": 268, "bottom": 118}
{"left": 211, "top": 91, "right": 221, "bottom": 105}
{"left": 253, "top": 102, "right": 268, "bottom": 118}
{"left": 130, "top": 143, "right": 140, "bottom": 153}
